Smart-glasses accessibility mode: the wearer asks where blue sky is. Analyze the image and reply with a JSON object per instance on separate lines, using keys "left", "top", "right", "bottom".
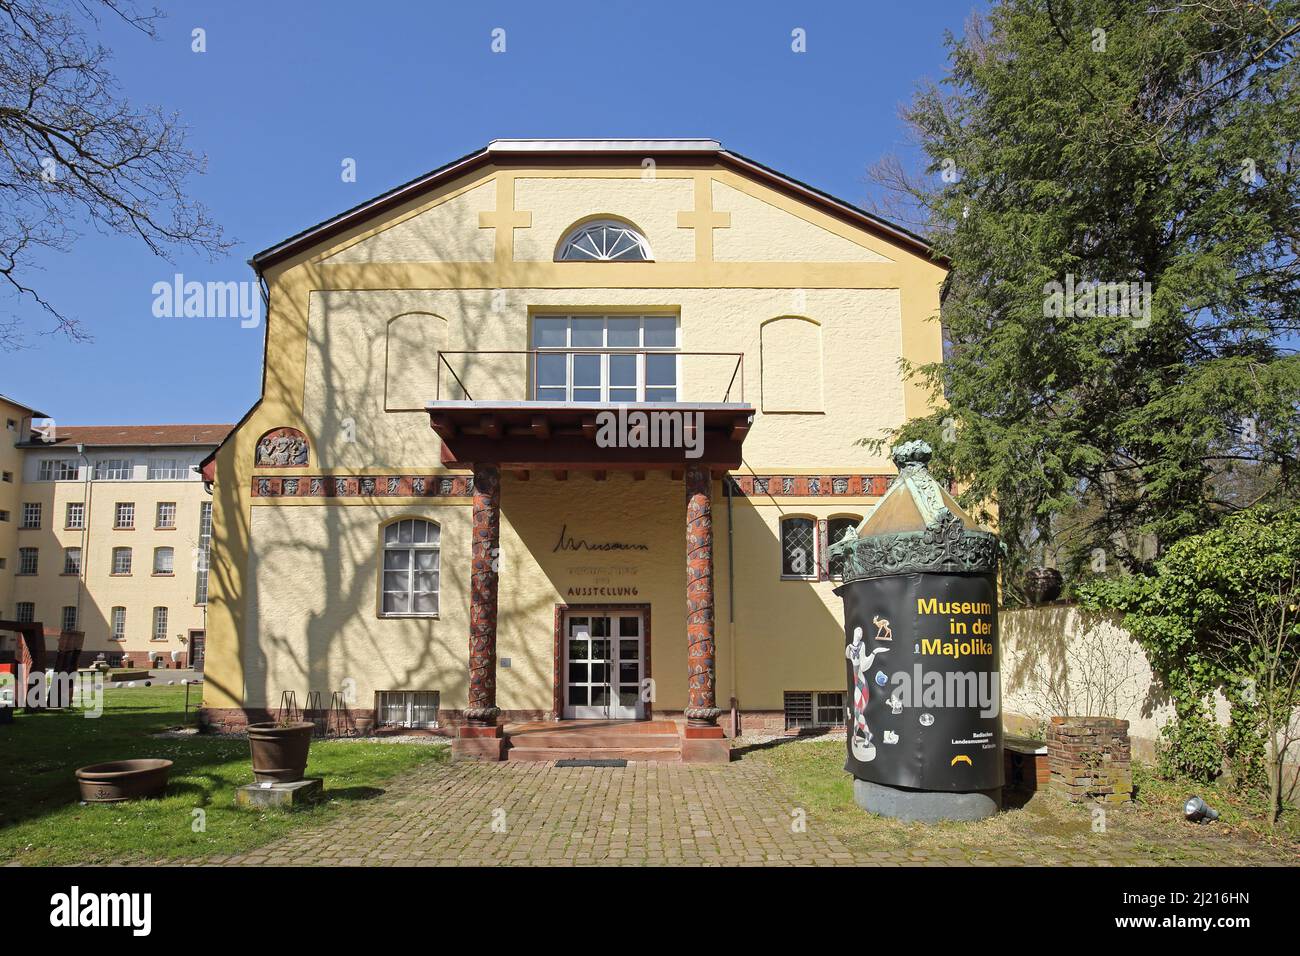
{"left": 4, "top": 0, "right": 979, "bottom": 425}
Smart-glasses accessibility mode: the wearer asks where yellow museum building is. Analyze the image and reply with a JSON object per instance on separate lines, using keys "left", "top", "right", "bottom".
{"left": 199, "top": 139, "right": 949, "bottom": 760}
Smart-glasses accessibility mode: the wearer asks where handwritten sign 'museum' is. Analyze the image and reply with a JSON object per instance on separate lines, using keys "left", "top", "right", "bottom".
{"left": 831, "top": 441, "right": 1003, "bottom": 822}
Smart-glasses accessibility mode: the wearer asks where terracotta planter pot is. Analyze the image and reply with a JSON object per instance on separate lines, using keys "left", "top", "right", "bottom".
{"left": 76, "top": 759, "right": 173, "bottom": 802}
{"left": 247, "top": 721, "right": 314, "bottom": 783}
{"left": 1025, "top": 567, "right": 1063, "bottom": 605}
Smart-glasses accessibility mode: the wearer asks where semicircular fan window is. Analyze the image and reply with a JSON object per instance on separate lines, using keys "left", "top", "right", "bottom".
{"left": 557, "top": 220, "right": 653, "bottom": 261}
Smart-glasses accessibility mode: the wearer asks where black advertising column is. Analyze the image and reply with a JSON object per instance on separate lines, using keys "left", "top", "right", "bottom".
{"left": 830, "top": 441, "right": 1004, "bottom": 822}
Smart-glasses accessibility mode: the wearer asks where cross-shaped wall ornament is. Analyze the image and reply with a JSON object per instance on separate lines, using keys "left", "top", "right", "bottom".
{"left": 478, "top": 174, "right": 532, "bottom": 262}
{"left": 677, "top": 174, "right": 731, "bottom": 261}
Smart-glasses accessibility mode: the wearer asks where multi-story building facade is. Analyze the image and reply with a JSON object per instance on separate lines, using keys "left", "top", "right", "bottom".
{"left": 1, "top": 421, "right": 228, "bottom": 669}
{"left": 200, "top": 139, "right": 948, "bottom": 757}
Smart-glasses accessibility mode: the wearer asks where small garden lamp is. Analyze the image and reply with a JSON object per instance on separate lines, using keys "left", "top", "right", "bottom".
{"left": 1183, "top": 795, "right": 1219, "bottom": 823}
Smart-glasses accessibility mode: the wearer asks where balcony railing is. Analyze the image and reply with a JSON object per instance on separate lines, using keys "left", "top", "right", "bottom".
{"left": 433, "top": 350, "right": 746, "bottom": 404}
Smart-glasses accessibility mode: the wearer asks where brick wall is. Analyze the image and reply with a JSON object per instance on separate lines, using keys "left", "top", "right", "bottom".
{"left": 1047, "top": 716, "right": 1133, "bottom": 803}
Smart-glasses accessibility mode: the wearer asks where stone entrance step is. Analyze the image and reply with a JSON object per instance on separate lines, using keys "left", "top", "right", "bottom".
{"left": 503, "top": 719, "right": 682, "bottom": 763}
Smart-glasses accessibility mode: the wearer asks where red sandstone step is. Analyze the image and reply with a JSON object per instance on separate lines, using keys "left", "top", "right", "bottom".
{"left": 506, "top": 746, "right": 681, "bottom": 763}
{"left": 506, "top": 732, "right": 681, "bottom": 750}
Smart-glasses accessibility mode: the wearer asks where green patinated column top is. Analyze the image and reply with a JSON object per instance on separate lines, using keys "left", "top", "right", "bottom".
{"left": 829, "top": 440, "right": 1000, "bottom": 582}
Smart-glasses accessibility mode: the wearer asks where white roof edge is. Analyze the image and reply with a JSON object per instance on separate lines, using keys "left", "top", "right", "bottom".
{"left": 487, "top": 138, "right": 722, "bottom": 153}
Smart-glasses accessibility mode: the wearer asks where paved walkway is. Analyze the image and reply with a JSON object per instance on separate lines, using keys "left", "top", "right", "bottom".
{"left": 211, "top": 758, "right": 853, "bottom": 867}
{"left": 203, "top": 754, "right": 1295, "bottom": 867}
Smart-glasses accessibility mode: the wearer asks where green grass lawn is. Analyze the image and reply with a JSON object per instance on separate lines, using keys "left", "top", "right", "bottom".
{"left": 0, "top": 686, "right": 447, "bottom": 866}
{"left": 747, "top": 738, "right": 1299, "bottom": 864}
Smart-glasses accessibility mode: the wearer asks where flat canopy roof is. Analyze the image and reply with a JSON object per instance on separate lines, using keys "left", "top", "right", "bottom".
{"left": 427, "top": 401, "right": 754, "bottom": 471}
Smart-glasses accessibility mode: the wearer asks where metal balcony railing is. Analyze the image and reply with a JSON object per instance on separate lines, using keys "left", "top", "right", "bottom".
{"left": 433, "top": 350, "right": 746, "bottom": 404}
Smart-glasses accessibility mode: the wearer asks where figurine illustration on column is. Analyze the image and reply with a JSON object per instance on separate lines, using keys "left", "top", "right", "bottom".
{"left": 845, "top": 626, "right": 889, "bottom": 763}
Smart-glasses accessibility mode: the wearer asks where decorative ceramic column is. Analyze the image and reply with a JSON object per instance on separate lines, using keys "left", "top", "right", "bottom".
{"left": 683, "top": 464, "right": 728, "bottom": 761}
{"left": 453, "top": 462, "right": 506, "bottom": 760}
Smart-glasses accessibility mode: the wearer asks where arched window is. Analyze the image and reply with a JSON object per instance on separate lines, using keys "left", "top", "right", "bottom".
{"left": 780, "top": 515, "right": 817, "bottom": 580}
{"left": 827, "top": 515, "right": 862, "bottom": 581}
{"left": 152, "top": 546, "right": 175, "bottom": 575}
{"left": 381, "top": 518, "right": 440, "bottom": 616}
{"left": 556, "top": 220, "right": 652, "bottom": 261}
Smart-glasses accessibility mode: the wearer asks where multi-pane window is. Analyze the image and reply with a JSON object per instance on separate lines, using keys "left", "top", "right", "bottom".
{"left": 780, "top": 516, "right": 817, "bottom": 579}
{"left": 156, "top": 502, "right": 177, "bottom": 528}
{"left": 114, "top": 502, "right": 134, "bottom": 529}
{"left": 17, "top": 548, "right": 38, "bottom": 575}
{"left": 61, "top": 606, "right": 78, "bottom": 633}
{"left": 0, "top": 510, "right": 8, "bottom": 522}
{"left": 556, "top": 220, "right": 653, "bottom": 261}
{"left": 152, "top": 606, "right": 168, "bottom": 641}
{"left": 63, "top": 547, "right": 81, "bottom": 575}
{"left": 15, "top": 602, "right": 35, "bottom": 624}
{"left": 110, "top": 607, "right": 126, "bottom": 641}
{"left": 376, "top": 691, "right": 440, "bottom": 729}
{"left": 20, "top": 503, "right": 41, "bottom": 529}
{"left": 94, "top": 459, "right": 133, "bottom": 480}
{"left": 195, "top": 502, "right": 212, "bottom": 605}
{"left": 826, "top": 515, "right": 862, "bottom": 581}
{"left": 784, "top": 691, "right": 848, "bottom": 731}
{"left": 381, "top": 519, "right": 440, "bottom": 616}
{"left": 2, "top": 470, "right": 11, "bottom": 482}
{"left": 147, "top": 459, "right": 186, "bottom": 480}
{"left": 530, "top": 315, "right": 679, "bottom": 403}
{"left": 37, "top": 459, "right": 79, "bottom": 481}
{"left": 111, "top": 547, "right": 132, "bottom": 575}
{"left": 65, "top": 502, "right": 85, "bottom": 529}
{"left": 153, "top": 547, "right": 174, "bottom": 575}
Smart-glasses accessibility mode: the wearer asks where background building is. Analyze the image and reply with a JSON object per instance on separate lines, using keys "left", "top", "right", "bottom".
{"left": 0, "top": 416, "right": 228, "bottom": 669}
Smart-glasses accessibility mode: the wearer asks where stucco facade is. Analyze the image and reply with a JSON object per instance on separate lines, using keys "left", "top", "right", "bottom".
{"left": 202, "top": 140, "right": 948, "bottom": 739}
{"left": 0, "top": 423, "right": 225, "bottom": 669}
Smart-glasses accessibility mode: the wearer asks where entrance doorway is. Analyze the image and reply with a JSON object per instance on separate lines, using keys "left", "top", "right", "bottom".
{"left": 562, "top": 611, "right": 644, "bottom": 719}
{"left": 188, "top": 630, "right": 205, "bottom": 672}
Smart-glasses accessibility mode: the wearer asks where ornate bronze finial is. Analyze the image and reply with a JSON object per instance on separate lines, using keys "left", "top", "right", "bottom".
{"left": 891, "top": 439, "right": 932, "bottom": 470}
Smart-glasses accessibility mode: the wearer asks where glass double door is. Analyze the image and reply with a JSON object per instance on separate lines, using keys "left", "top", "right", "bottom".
{"left": 563, "top": 612, "right": 644, "bottom": 719}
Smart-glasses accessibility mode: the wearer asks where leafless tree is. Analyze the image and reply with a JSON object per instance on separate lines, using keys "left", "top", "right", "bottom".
{"left": 0, "top": 0, "right": 230, "bottom": 348}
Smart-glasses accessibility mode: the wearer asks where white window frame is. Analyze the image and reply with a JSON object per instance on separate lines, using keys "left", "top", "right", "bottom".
{"left": 110, "top": 606, "right": 126, "bottom": 641}
{"left": 66, "top": 502, "right": 85, "bottom": 529}
{"left": 375, "top": 690, "right": 440, "bottom": 729}
{"left": 17, "top": 548, "right": 38, "bottom": 575}
{"left": 15, "top": 602, "right": 35, "bottom": 624}
{"left": 37, "top": 459, "right": 79, "bottom": 481}
{"left": 95, "top": 459, "right": 134, "bottom": 481}
{"left": 153, "top": 547, "right": 174, "bottom": 575}
{"left": 195, "top": 502, "right": 212, "bottom": 605}
{"left": 63, "top": 547, "right": 81, "bottom": 576}
{"left": 156, "top": 501, "right": 177, "bottom": 529}
{"left": 556, "top": 219, "right": 653, "bottom": 261}
{"left": 20, "top": 502, "right": 41, "bottom": 529}
{"left": 147, "top": 459, "right": 186, "bottom": 480}
{"left": 380, "top": 518, "right": 440, "bottom": 618}
{"left": 61, "top": 606, "right": 78, "bottom": 633}
{"left": 114, "top": 502, "right": 134, "bottom": 529}
{"left": 152, "top": 606, "right": 169, "bottom": 641}
{"left": 530, "top": 314, "right": 680, "bottom": 403}
{"left": 111, "top": 547, "right": 132, "bottom": 575}
{"left": 779, "top": 515, "right": 818, "bottom": 580}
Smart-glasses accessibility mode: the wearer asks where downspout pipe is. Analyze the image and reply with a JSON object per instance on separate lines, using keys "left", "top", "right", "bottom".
{"left": 726, "top": 476, "right": 737, "bottom": 736}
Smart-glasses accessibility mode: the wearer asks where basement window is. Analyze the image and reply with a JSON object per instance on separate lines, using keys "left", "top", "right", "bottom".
{"left": 376, "top": 691, "right": 440, "bottom": 729}
{"left": 784, "top": 691, "right": 848, "bottom": 732}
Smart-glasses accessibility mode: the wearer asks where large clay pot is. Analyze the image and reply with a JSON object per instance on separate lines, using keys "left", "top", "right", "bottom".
{"left": 247, "top": 721, "right": 314, "bottom": 783}
{"left": 1025, "top": 567, "right": 1064, "bottom": 605}
{"left": 76, "top": 759, "right": 173, "bottom": 802}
